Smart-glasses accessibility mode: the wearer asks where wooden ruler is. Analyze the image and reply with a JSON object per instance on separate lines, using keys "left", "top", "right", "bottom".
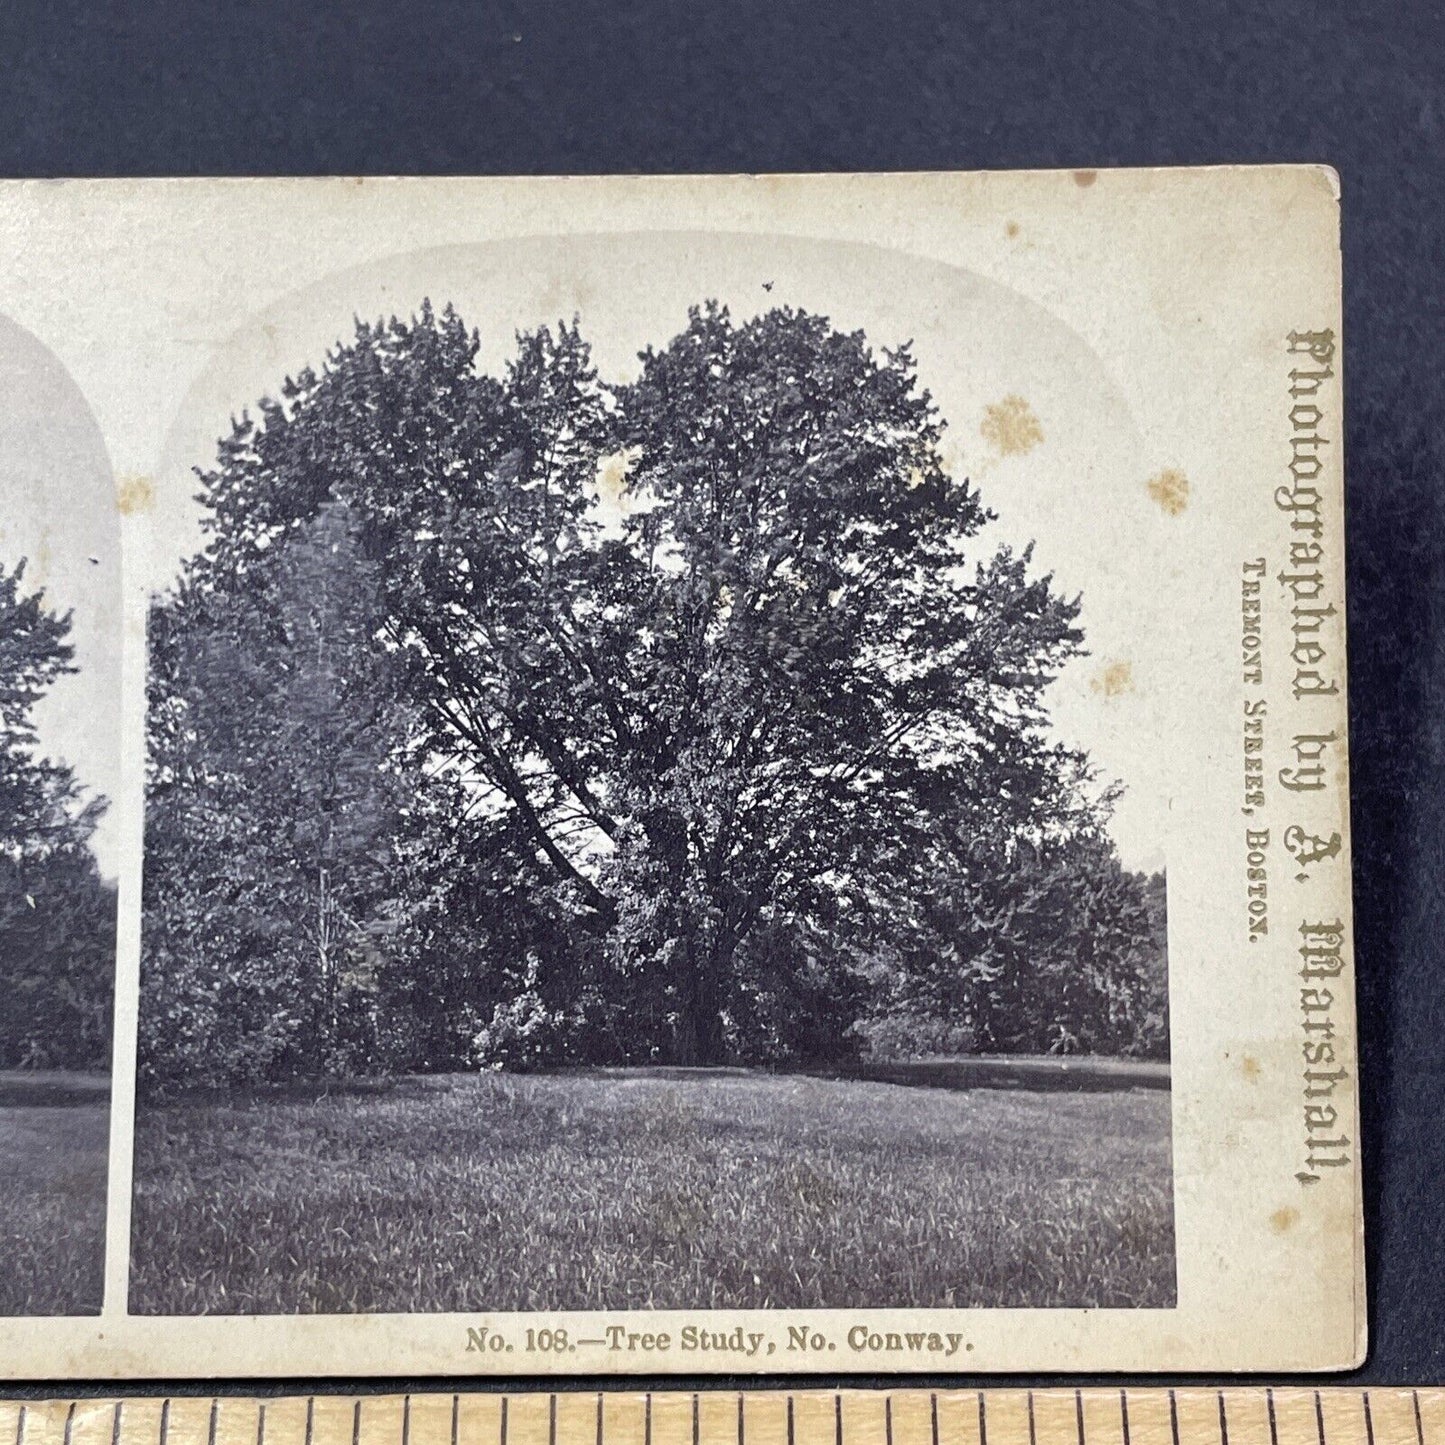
{"left": 1, "top": 1392, "right": 1440, "bottom": 1445}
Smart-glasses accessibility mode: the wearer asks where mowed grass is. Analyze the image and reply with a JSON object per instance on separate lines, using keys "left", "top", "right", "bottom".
{"left": 129, "top": 1069, "right": 1174, "bottom": 1315}
{"left": 0, "top": 1072, "right": 110, "bottom": 1316}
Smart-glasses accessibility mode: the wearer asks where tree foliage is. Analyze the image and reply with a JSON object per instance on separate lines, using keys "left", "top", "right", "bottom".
{"left": 139, "top": 301, "right": 1169, "bottom": 1088}
{"left": 0, "top": 559, "right": 115, "bottom": 1069}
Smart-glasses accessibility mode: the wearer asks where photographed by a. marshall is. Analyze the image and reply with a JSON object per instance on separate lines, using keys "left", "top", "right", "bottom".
{"left": 129, "top": 292, "right": 1173, "bottom": 1316}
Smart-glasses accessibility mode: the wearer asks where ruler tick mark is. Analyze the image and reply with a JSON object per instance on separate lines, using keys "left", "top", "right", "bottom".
{"left": 30, "top": 1384, "right": 1435, "bottom": 1445}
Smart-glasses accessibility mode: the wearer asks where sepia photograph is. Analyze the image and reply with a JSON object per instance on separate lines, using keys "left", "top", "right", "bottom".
{"left": 0, "top": 312, "right": 119, "bottom": 1316}
{"left": 128, "top": 230, "right": 1174, "bottom": 1316}
{"left": 0, "top": 170, "right": 1358, "bottom": 1375}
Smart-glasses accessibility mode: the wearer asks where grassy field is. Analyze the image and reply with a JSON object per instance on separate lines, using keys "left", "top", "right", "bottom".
{"left": 130, "top": 1067, "right": 1174, "bottom": 1315}
{"left": 0, "top": 1071, "right": 110, "bottom": 1316}
{"left": 837, "top": 1054, "right": 1170, "bottom": 1093}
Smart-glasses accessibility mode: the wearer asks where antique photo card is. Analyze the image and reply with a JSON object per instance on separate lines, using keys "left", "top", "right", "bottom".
{"left": 0, "top": 168, "right": 1359, "bottom": 1375}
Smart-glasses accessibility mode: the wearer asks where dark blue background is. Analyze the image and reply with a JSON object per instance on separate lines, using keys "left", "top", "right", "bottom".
{"left": 1, "top": 0, "right": 1440, "bottom": 1386}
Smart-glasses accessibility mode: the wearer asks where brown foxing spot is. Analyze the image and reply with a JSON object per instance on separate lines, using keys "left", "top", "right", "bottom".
{"left": 980, "top": 395, "right": 1043, "bottom": 457}
{"left": 117, "top": 474, "right": 155, "bottom": 516}
{"left": 594, "top": 448, "right": 638, "bottom": 510}
{"left": 1270, "top": 1206, "right": 1300, "bottom": 1234}
{"left": 1091, "top": 660, "right": 1134, "bottom": 698}
{"left": 1006, "top": 220, "right": 1020, "bottom": 238}
{"left": 1073, "top": 169, "right": 1098, "bottom": 188}
{"left": 1146, "top": 467, "right": 1190, "bottom": 516}
{"left": 1241, "top": 1055, "right": 1262, "bottom": 1081}
{"left": 30, "top": 531, "right": 52, "bottom": 586}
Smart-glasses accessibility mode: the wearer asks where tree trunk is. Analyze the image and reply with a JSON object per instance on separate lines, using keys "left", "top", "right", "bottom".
{"left": 675, "top": 934, "right": 728, "bottom": 1067}
{"left": 693, "top": 1004, "right": 726, "bottom": 1066}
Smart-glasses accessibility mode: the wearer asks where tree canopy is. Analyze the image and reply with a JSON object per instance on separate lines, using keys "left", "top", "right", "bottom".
{"left": 0, "top": 559, "right": 116, "bottom": 1069}
{"left": 139, "top": 300, "right": 1167, "bottom": 1088}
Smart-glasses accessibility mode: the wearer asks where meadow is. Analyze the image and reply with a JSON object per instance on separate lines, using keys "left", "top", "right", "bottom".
{"left": 0, "top": 1071, "right": 110, "bottom": 1316}
{"left": 129, "top": 1067, "right": 1174, "bottom": 1315}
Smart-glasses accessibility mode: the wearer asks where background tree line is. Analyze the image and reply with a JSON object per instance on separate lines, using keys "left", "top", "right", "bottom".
{"left": 139, "top": 300, "right": 1167, "bottom": 1091}
{"left": 0, "top": 559, "right": 116, "bottom": 1070}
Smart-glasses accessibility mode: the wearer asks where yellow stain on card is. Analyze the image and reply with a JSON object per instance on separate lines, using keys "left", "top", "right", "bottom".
{"left": 116, "top": 473, "right": 155, "bottom": 516}
{"left": 980, "top": 395, "right": 1043, "bottom": 458}
{"left": 1146, "top": 468, "right": 1190, "bottom": 516}
{"left": 595, "top": 448, "right": 639, "bottom": 510}
{"left": 1091, "top": 660, "right": 1134, "bottom": 698}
